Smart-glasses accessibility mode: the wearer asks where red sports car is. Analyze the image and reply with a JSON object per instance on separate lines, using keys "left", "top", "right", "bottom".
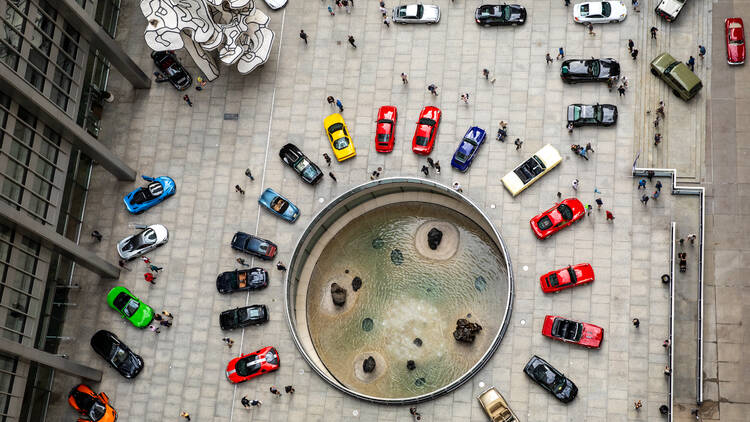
{"left": 375, "top": 106, "right": 397, "bottom": 152}
{"left": 542, "top": 315, "right": 604, "bottom": 348}
{"left": 225, "top": 346, "right": 279, "bottom": 384}
{"left": 530, "top": 198, "right": 585, "bottom": 239}
{"left": 412, "top": 106, "right": 441, "bottom": 155}
{"left": 540, "top": 263, "right": 595, "bottom": 293}
{"left": 68, "top": 384, "right": 117, "bottom": 422}
{"left": 726, "top": 18, "right": 746, "bottom": 65}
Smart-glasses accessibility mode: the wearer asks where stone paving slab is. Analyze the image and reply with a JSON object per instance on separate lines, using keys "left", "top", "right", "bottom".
{"left": 40, "top": 0, "right": 719, "bottom": 420}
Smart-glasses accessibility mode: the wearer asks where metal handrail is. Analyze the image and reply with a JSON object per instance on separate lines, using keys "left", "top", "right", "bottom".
{"left": 632, "top": 166, "right": 705, "bottom": 405}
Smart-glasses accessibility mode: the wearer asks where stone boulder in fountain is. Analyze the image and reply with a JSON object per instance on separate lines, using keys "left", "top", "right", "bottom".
{"left": 427, "top": 228, "right": 443, "bottom": 250}
{"left": 453, "top": 318, "right": 483, "bottom": 343}
{"left": 331, "top": 283, "right": 347, "bottom": 307}
{"left": 363, "top": 356, "right": 376, "bottom": 373}
{"left": 352, "top": 276, "right": 362, "bottom": 291}
{"left": 406, "top": 360, "right": 416, "bottom": 371}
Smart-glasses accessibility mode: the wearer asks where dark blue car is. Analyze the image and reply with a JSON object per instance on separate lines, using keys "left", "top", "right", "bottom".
{"left": 451, "top": 127, "right": 486, "bottom": 172}
{"left": 123, "top": 175, "right": 176, "bottom": 214}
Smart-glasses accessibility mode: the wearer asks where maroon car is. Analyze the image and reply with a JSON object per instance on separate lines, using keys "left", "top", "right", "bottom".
{"left": 726, "top": 18, "right": 746, "bottom": 65}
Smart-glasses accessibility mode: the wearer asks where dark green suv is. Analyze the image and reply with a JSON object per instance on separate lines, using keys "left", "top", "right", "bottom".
{"left": 650, "top": 52, "right": 703, "bottom": 101}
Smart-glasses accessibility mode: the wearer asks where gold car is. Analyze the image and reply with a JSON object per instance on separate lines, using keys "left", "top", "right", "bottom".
{"left": 323, "top": 113, "right": 356, "bottom": 162}
{"left": 477, "top": 387, "right": 518, "bottom": 422}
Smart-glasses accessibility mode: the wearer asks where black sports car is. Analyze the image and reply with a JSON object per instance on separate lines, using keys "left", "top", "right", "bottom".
{"left": 151, "top": 50, "right": 192, "bottom": 91}
{"left": 475, "top": 4, "right": 527, "bottom": 26}
{"left": 220, "top": 305, "right": 269, "bottom": 330}
{"left": 279, "top": 143, "right": 323, "bottom": 184}
{"left": 560, "top": 58, "right": 620, "bottom": 83}
{"left": 567, "top": 103, "right": 618, "bottom": 127}
{"left": 217, "top": 268, "right": 269, "bottom": 294}
{"left": 523, "top": 355, "right": 578, "bottom": 403}
{"left": 231, "top": 232, "right": 277, "bottom": 260}
{"left": 90, "top": 330, "right": 144, "bottom": 379}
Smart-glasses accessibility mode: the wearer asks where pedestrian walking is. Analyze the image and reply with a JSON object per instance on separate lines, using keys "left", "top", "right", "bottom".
{"left": 427, "top": 157, "right": 435, "bottom": 168}
{"left": 270, "top": 386, "right": 282, "bottom": 396}
{"left": 483, "top": 68, "right": 490, "bottom": 79}
{"left": 587, "top": 22, "right": 595, "bottom": 36}
{"left": 328, "top": 172, "right": 337, "bottom": 182}
{"left": 621, "top": 76, "right": 628, "bottom": 88}
{"left": 323, "top": 153, "right": 331, "bottom": 166}
{"left": 162, "top": 310, "right": 173, "bottom": 320}
{"left": 687, "top": 233, "right": 696, "bottom": 244}
{"left": 606, "top": 210, "right": 615, "bottom": 221}
{"left": 336, "top": 98, "right": 344, "bottom": 112}
{"left": 144, "top": 272, "right": 156, "bottom": 284}
{"left": 336, "top": 0, "right": 342, "bottom": 7}
{"left": 245, "top": 168, "right": 254, "bottom": 180}
{"left": 148, "top": 324, "right": 160, "bottom": 333}
{"left": 452, "top": 182, "right": 463, "bottom": 192}
{"left": 401, "top": 72, "right": 408, "bottom": 84}
{"left": 618, "top": 85, "right": 626, "bottom": 96}
{"left": 654, "top": 133, "right": 662, "bottom": 146}
{"left": 631, "top": 49, "right": 639, "bottom": 60}
{"left": 679, "top": 238, "right": 685, "bottom": 248}
{"left": 564, "top": 0, "right": 570, "bottom": 6}
{"left": 557, "top": 46, "right": 565, "bottom": 59}
{"left": 687, "top": 55, "right": 695, "bottom": 71}
{"left": 348, "top": 35, "right": 356, "bottom": 48}
{"left": 343, "top": 0, "right": 350, "bottom": 13}
{"left": 585, "top": 142, "right": 594, "bottom": 153}
{"left": 634, "top": 400, "right": 643, "bottom": 410}
{"left": 299, "top": 30, "right": 308, "bottom": 44}
{"left": 633, "top": 0, "right": 639, "bottom": 12}
{"left": 628, "top": 39, "right": 634, "bottom": 52}
{"left": 149, "top": 264, "right": 163, "bottom": 273}
{"left": 514, "top": 138, "right": 523, "bottom": 150}
{"left": 410, "top": 407, "right": 422, "bottom": 421}
{"left": 421, "top": 165, "right": 429, "bottom": 176}
{"left": 698, "top": 45, "right": 706, "bottom": 59}
{"left": 327, "top": 96, "right": 335, "bottom": 106}
{"left": 222, "top": 337, "right": 235, "bottom": 348}
{"left": 655, "top": 180, "right": 663, "bottom": 191}
{"left": 91, "top": 230, "right": 103, "bottom": 241}
{"left": 567, "top": 122, "right": 574, "bottom": 133}
{"left": 183, "top": 95, "right": 193, "bottom": 107}
{"left": 241, "top": 396, "right": 251, "bottom": 408}
{"left": 434, "top": 161, "right": 441, "bottom": 173}
{"left": 285, "top": 385, "right": 295, "bottom": 394}
{"left": 641, "top": 194, "right": 649, "bottom": 205}
{"left": 663, "top": 339, "right": 671, "bottom": 348}
{"left": 142, "top": 256, "right": 151, "bottom": 265}
{"left": 656, "top": 104, "right": 665, "bottom": 117}
{"left": 251, "top": 399, "right": 262, "bottom": 408}
{"left": 159, "top": 318, "right": 172, "bottom": 327}
{"left": 654, "top": 116, "right": 660, "bottom": 128}
{"left": 328, "top": 5, "right": 334, "bottom": 15}
{"left": 379, "top": 6, "right": 388, "bottom": 16}
{"left": 276, "top": 261, "right": 287, "bottom": 271}
{"left": 427, "top": 84, "right": 438, "bottom": 96}
{"left": 460, "top": 93, "right": 469, "bottom": 104}
{"left": 383, "top": 17, "right": 390, "bottom": 27}
{"left": 632, "top": 318, "right": 640, "bottom": 328}
{"left": 586, "top": 204, "right": 593, "bottom": 215}
{"left": 596, "top": 198, "right": 603, "bottom": 209}
{"left": 650, "top": 26, "right": 658, "bottom": 39}
{"left": 181, "top": 411, "right": 191, "bottom": 420}
{"left": 572, "top": 178, "right": 579, "bottom": 191}
{"left": 557, "top": 191, "right": 562, "bottom": 200}
{"left": 652, "top": 190, "right": 660, "bottom": 200}
{"left": 545, "top": 53, "right": 553, "bottom": 65}
{"left": 578, "top": 148, "right": 589, "bottom": 160}
{"left": 236, "top": 257, "right": 249, "bottom": 267}
{"left": 234, "top": 184, "right": 245, "bottom": 195}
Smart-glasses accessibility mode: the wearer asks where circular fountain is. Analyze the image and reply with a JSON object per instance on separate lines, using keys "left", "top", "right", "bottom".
{"left": 285, "top": 178, "right": 513, "bottom": 403}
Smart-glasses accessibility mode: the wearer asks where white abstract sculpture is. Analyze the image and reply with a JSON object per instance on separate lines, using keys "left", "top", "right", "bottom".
{"left": 140, "top": 0, "right": 275, "bottom": 80}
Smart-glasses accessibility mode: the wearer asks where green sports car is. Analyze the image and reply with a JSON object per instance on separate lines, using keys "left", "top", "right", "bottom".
{"left": 107, "top": 287, "right": 154, "bottom": 328}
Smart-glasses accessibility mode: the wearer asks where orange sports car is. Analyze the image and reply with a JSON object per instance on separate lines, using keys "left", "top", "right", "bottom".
{"left": 68, "top": 384, "right": 117, "bottom": 422}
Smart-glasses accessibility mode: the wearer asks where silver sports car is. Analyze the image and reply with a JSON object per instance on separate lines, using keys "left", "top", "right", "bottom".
{"left": 393, "top": 4, "right": 441, "bottom": 24}
{"left": 117, "top": 224, "right": 169, "bottom": 260}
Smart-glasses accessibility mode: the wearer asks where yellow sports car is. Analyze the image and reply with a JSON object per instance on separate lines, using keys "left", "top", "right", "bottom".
{"left": 324, "top": 113, "right": 356, "bottom": 162}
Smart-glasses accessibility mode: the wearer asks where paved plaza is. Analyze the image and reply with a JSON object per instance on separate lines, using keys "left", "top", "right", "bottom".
{"left": 46, "top": 0, "right": 749, "bottom": 421}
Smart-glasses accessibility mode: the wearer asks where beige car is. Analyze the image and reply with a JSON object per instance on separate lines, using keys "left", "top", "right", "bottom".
{"left": 477, "top": 387, "right": 519, "bottom": 422}
{"left": 501, "top": 144, "right": 562, "bottom": 196}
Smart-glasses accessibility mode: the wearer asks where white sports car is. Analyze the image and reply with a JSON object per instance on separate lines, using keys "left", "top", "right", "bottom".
{"left": 501, "top": 144, "right": 562, "bottom": 197}
{"left": 116, "top": 224, "right": 169, "bottom": 260}
{"left": 573, "top": 1, "right": 627, "bottom": 24}
{"left": 393, "top": 4, "right": 441, "bottom": 24}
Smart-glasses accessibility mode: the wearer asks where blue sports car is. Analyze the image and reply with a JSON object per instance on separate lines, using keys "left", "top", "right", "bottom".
{"left": 258, "top": 188, "right": 300, "bottom": 222}
{"left": 123, "top": 175, "right": 176, "bottom": 214}
{"left": 451, "top": 127, "right": 487, "bottom": 172}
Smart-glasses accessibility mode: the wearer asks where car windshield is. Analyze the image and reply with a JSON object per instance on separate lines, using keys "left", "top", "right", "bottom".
{"left": 122, "top": 299, "right": 140, "bottom": 317}
{"left": 378, "top": 119, "right": 393, "bottom": 125}
{"left": 89, "top": 401, "right": 106, "bottom": 420}
{"left": 270, "top": 197, "right": 288, "bottom": 213}
{"left": 418, "top": 117, "right": 435, "bottom": 126}
{"left": 301, "top": 166, "right": 319, "bottom": 180}
{"left": 501, "top": 6, "right": 511, "bottom": 20}
{"left": 595, "top": 108, "right": 603, "bottom": 122}
{"left": 248, "top": 307, "right": 262, "bottom": 319}
{"left": 557, "top": 204, "right": 574, "bottom": 220}
{"left": 333, "top": 137, "right": 350, "bottom": 150}
{"left": 513, "top": 156, "right": 546, "bottom": 184}
{"left": 454, "top": 151, "right": 468, "bottom": 163}
{"left": 293, "top": 158, "right": 310, "bottom": 173}
{"left": 730, "top": 38, "right": 744, "bottom": 45}
{"left": 416, "top": 4, "right": 424, "bottom": 17}
{"left": 580, "top": 4, "right": 590, "bottom": 14}
{"left": 588, "top": 60, "right": 600, "bottom": 76}
{"left": 602, "top": 2, "right": 611, "bottom": 16}
{"left": 415, "top": 136, "right": 429, "bottom": 146}
{"left": 567, "top": 266, "right": 578, "bottom": 282}
{"left": 328, "top": 123, "right": 343, "bottom": 134}
{"left": 111, "top": 346, "right": 128, "bottom": 366}
{"left": 572, "top": 106, "right": 581, "bottom": 120}
{"left": 376, "top": 133, "right": 390, "bottom": 144}
{"left": 236, "top": 355, "right": 262, "bottom": 376}
{"left": 246, "top": 238, "right": 263, "bottom": 251}
{"left": 532, "top": 365, "right": 557, "bottom": 386}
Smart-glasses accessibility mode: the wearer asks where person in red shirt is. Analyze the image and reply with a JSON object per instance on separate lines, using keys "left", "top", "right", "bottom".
{"left": 606, "top": 211, "right": 615, "bottom": 221}
{"left": 144, "top": 272, "right": 156, "bottom": 284}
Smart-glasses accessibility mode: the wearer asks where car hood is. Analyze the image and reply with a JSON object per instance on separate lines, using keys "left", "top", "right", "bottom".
{"left": 669, "top": 62, "right": 702, "bottom": 88}
{"left": 555, "top": 378, "right": 578, "bottom": 402}
{"left": 264, "top": 0, "right": 287, "bottom": 9}
{"left": 422, "top": 5, "right": 440, "bottom": 20}
{"left": 657, "top": 0, "right": 683, "bottom": 16}
{"left": 120, "top": 352, "right": 144, "bottom": 378}
{"left": 509, "top": 6, "right": 526, "bottom": 21}
{"left": 600, "top": 105, "right": 618, "bottom": 123}
{"left": 131, "top": 304, "right": 155, "bottom": 328}
{"left": 728, "top": 43, "right": 746, "bottom": 62}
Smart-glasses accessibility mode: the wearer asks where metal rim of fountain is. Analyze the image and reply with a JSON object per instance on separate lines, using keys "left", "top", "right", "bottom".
{"left": 283, "top": 177, "right": 514, "bottom": 404}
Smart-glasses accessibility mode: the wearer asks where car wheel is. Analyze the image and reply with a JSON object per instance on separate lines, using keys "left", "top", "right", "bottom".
{"left": 672, "top": 89, "right": 681, "bottom": 98}
{"left": 650, "top": 68, "right": 659, "bottom": 77}
{"left": 610, "top": 20, "right": 619, "bottom": 23}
